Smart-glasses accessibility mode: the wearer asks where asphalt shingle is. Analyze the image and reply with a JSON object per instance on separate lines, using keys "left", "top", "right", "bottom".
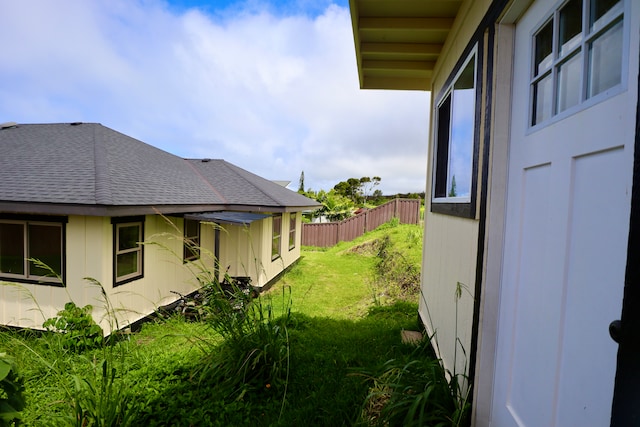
{"left": 0, "top": 123, "right": 319, "bottom": 212}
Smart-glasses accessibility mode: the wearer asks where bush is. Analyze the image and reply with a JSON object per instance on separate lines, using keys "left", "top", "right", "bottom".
{"left": 371, "top": 235, "right": 421, "bottom": 301}
{"left": 43, "top": 302, "right": 104, "bottom": 352}
{"left": 0, "top": 353, "right": 25, "bottom": 427}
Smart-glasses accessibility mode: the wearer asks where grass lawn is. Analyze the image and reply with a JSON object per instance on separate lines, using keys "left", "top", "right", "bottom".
{"left": 0, "top": 222, "right": 460, "bottom": 427}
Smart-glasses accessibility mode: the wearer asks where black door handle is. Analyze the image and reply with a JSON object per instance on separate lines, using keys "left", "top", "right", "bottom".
{"left": 609, "top": 320, "right": 622, "bottom": 344}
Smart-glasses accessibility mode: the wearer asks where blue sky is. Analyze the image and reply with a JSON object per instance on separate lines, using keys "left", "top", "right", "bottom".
{"left": 0, "top": 0, "right": 429, "bottom": 195}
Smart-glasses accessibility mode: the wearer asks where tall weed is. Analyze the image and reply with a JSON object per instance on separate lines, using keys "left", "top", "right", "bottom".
{"left": 370, "top": 235, "right": 421, "bottom": 303}
{"left": 198, "top": 286, "right": 292, "bottom": 408}
{"left": 359, "top": 338, "right": 470, "bottom": 427}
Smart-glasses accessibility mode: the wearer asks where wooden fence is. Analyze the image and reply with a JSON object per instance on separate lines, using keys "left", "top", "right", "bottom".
{"left": 301, "top": 198, "right": 421, "bottom": 247}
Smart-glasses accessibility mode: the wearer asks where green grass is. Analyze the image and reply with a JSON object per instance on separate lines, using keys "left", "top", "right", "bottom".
{"left": 1, "top": 222, "right": 433, "bottom": 426}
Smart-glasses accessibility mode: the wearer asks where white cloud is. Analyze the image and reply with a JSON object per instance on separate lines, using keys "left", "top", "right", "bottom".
{"left": 0, "top": 0, "right": 429, "bottom": 195}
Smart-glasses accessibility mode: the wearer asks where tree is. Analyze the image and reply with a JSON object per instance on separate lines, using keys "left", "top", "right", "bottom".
{"left": 298, "top": 170, "right": 305, "bottom": 193}
{"left": 333, "top": 176, "right": 382, "bottom": 205}
{"left": 448, "top": 175, "right": 457, "bottom": 198}
{"left": 360, "top": 176, "right": 381, "bottom": 202}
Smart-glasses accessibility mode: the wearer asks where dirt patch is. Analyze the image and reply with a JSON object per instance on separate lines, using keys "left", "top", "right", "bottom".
{"left": 346, "top": 239, "right": 380, "bottom": 255}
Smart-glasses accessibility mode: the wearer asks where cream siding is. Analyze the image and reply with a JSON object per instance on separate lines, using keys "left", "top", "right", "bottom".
{"left": 419, "top": 0, "right": 492, "bottom": 377}
{"left": 2, "top": 215, "right": 217, "bottom": 332}
{"left": 263, "top": 213, "right": 301, "bottom": 286}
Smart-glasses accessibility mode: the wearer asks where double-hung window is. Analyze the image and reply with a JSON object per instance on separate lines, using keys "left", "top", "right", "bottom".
{"left": 271, "top": 214, "right": 282, "bottom": 260}
{"left": 0, "top": 216, "right": 66, "bottom": 285}
{"left": 183, "top": 219, "right": 200, "bottom": 262}
{"left": 531, "top": 0, "right": 625, "bottom": 126}
{"left": 288, "top": 213, "right": 296, "bottom": 250}
{"left": 432, "top": 48, "right": 479, "bottom": 218}
{"left": 113, "top": 217, "right": 144, "bottom": 286}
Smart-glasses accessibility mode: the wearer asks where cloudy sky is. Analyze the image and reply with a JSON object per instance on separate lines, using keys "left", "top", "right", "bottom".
{"left": 0, "top": 0, "right": 429, "bottom": 195}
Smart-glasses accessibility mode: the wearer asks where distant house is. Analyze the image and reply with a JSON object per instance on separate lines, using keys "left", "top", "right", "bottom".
{"left": 350, "top": 0, "right": 639, "bottom": 425}
{"left": 0, "top": 122, "right": 320, "bottom": 331}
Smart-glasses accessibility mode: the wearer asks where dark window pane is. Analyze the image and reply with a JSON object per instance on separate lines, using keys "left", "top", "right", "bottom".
{"left": 434, "top": 94, "right": 452, "bottom": 198}
{"left": 28, "top": 224, "right": 62, "bottom": 277}
{"left": 590, "top": 0, "right": 620, "bottom": 29}
{"left": 185, "top": 219, "right": 199, "bottom": 238}
{"left": 184, "top": 219, "right": 200, "bottom": 261}
{"left": 0, "top": 223, "right": 24, "bottom": 275}
{"left": 559, "top": 0, "right": 583, "bottom": 55}
{"left": 273, "top": 215, "right": 281, "bottom": 235}
{"left": 535, "top": 21, "right": 554, "bottom": 74}
{"left": 117, "top": 252, "right": 138, "bottom": 277}
{"left": 118, "top": 225, "right": 140, "bottom": 251}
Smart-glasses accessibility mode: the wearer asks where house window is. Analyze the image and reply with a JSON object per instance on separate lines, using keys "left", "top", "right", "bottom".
{"left": 0, "top": 217, "right": 66, "bottom": 285}
{"left": 113, "top": 217, "right": 144, "bottom": 286}
{"left": 432, "top": 48, "right": 478, "bottom": 217}
{"left": 531, "top": 0, "right": 624, "bottom": 126}
{"left": 272, "top": 214, "right": 282, "bottom": 260}
{"left": 288, "top": 213, "right": 297, "bottom": 250}
{"left": 183, "top": 219, "right": 200, "bottom": 262}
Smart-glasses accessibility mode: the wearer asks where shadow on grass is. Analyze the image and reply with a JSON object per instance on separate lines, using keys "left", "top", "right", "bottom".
{"left": 130, "top": 301, "right": 421, "bottom": 427}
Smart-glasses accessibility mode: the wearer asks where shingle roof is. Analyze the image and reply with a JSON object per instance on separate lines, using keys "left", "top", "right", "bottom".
{"left": 0, "top": 123, "right": 319, "bottom": 215}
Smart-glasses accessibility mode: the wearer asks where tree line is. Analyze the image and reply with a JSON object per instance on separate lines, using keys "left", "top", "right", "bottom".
{"left": 297, "top": 171, "right": 422, "bottom": 222}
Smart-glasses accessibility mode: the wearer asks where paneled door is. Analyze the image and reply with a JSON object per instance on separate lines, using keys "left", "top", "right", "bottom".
{"left": 490, "top": 0, "right": 637, "bottom": 425}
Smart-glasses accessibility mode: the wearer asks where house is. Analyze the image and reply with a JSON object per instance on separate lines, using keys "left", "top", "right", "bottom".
{"left": 0, "top": 122, "right": 320, "bottom": 332}
{"left": 349, "top": 0, "right": 639, "bottom": 425}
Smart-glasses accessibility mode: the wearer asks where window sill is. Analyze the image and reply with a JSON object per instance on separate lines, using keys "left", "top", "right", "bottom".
{"left": 114, "top": 274, "right": 143, "bottom": 287}
{"left": 431, "top": 202, "right": 475, "bottom": 219}
{"left": 0, "top": 275, "right": 65, "bottom": 287}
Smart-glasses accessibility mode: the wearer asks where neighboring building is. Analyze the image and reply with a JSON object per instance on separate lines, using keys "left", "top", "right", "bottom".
{"left": 350, "top": 0, "right": 639, "bottom": 425}
{"left": 0, "top": 122, "right": 320, "bottom": 332}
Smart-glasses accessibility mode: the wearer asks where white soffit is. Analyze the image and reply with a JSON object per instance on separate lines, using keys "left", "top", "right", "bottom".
{"left": 349, "top": 0, "right": 464, "bottom": 90}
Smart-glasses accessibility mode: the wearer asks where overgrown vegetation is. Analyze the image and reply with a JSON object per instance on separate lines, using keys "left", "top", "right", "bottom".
{"left": 0, "top": 353, "right": 25, "bottom": 427}
{"left": 0, "top": 221, "right": 469, "bottom": 426}
{"left": 359, "top": 338, "right": 470, "bottom": 427}
{"left": 42, "top": 302, "right": 104, "bottom": 352}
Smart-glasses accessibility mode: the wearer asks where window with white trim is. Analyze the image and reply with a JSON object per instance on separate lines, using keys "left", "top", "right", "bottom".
{"left": 0, "top": 218, "right": 65, "bottom": 285}
{"left": 432, "top": 48, "right": 478, "bottom": 217}
{"left": 183, "top": 219, "right": 200, "bottom": 262}
{"left": 113, "top": 218, "right": 143, "bottom": 286}
{"left": 531, "top": 0, "right": 625, "bottom": 126}
{"left": 271, "top": 214, "right": 282, "bottom": 260}
{"left": 288, "top": 213, "right": 296, "bottom": 250}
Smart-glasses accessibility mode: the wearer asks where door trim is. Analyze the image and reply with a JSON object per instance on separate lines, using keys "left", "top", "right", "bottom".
{"left": 610, "top": 37, "right": 640, "bottom": 427}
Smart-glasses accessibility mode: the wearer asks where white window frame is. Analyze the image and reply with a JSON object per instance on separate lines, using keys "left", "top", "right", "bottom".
{"left": 529, "top": 0, "right": 627, "bottom": 130}
{"left": 114, "top": 220, "right": 143, "bottom": 286}
{"left": 0, "top": 218, "right": 65, "bottom": 285}
{"left": 288, "top": 213, "right": 297, "bottom": 250}
{"left": 271, "top": 214, "right": 282, "bottom": 261}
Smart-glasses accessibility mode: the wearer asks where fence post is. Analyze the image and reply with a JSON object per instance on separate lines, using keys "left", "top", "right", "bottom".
{"left": 364, "top": 209, "right": 368, "bottom": 233}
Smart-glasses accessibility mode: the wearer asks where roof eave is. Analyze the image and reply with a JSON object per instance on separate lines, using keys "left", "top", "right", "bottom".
{"left": 0, "top": 202, "right": 322, "bottom": 217}
{"left": 349, "top": 0, "right": 463, "bottom": 91}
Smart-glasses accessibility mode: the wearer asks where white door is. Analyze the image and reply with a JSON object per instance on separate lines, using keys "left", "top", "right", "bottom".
{"left": 491, "top": 0, "right": 637, "bottom": 425}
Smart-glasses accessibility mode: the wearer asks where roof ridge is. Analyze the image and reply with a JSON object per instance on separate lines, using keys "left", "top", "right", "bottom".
{"left": 93, "top": 124, "right": 113, "bottom": 205}
{"left": 219, "top": 160, "right": 280, "bottom": 205}
{"left": 185, "top": 159, "right": 229, "bottom": 203}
